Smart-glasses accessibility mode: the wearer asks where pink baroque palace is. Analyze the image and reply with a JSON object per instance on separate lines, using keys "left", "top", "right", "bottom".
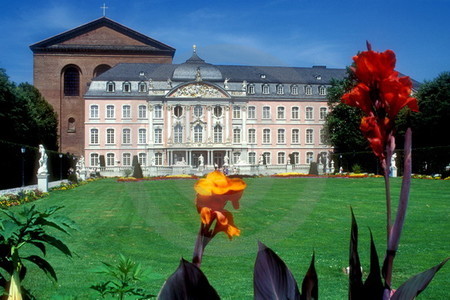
{"left": 84, "top": 46, "right": 346, "bottom": 176}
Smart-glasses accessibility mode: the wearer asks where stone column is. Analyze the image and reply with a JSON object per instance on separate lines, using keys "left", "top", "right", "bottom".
{"left": 225, "top": 106, "right": 230, "bottom": 142}
{"left": 207, "top": 106, "right": 212, "bottom": 142}
{"left": 185, "top": 105, "right": 190, "bottom": 142}
{"left": 242, "top": 105, "right": 247, "bottom": 143}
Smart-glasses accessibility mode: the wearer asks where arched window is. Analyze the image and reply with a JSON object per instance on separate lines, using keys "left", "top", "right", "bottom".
{"left": 106, "top": 81, "right": 115, "bottom": 92}
{"left": 194, "top": 124, "right": 203, "bottom": 143}
{"left": 319, "top": 85, "right": 327, "bottom": 95}
{"left": 276, "top": 84, "right": 284, "bottom": 95}
{"left": 67, "top": 117, "right": 76, "bottom": 132}
{"left": 262, "top": 84, "right": 270, "bottom": 94}
{"left": 214, "top": 125, "right": 222, "bottom": 143}
{"left": 63, "top": 66, "right": 80, "bottom": 96}
{"left": 174, "top": 125, "right": 183, "bottom": 143}
{"left": 138, "top": 81, "right": 147, "bottom": 93}
{"left": 305, "top": 85, "right": 313, "bottom": 95}
{"left": 93, "top": 64, "right": 111, "bottom": 78}
{"left": 290, "top": 85, "right": 299, "bottom": 95}
{"left": 247, "top": 84, "right": 255, "bottom": 94}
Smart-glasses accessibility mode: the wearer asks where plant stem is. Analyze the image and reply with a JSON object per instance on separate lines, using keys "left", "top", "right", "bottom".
{"left": 383, "top": 158, "right": 392, "bottom": 248}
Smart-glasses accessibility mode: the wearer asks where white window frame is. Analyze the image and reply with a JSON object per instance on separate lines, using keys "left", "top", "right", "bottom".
{"left": 248, "top": 152, "right": 256, "bottom": 164}
{"left": 262, "top": 106, "right": 271, "bottom": 119}
{"left": 263, "top": 128, "right": 271, "bottom": 144}
{"left": 194, "top": 124, "right": 203, "bottom": 143}
{"left": 290, "top": 85, "right": 298, "bottom": 95}
{"left": 262, "top": 84, "right": 270, "bottom": 94}
{"left": 291, "top": 129, "right": 300, "bottom": 144}
{"left": 138, "top": 105, "right": 147, "bottom": 119}
{"left": 106, "top": 128, "right": 115, "bottom": 144}
{"left": 233, "top": 128, "right": 241, "bottom": 143}
{"left": 138, "top": 153, "right": 147, "bottom": 166}
{"left": 122, "top": 153, "right": 132, "bottom": 166}
{"left": 154, "top": 105, "right": 162, "bottom": 119}
{"left": 320, "top": 107, "right": 328, "bottom": 120}
{"left": 306, "top": 107, "right": 314, "bottom": 120}
{"left": 106, "top": 81, "right": 115, "bottom": 92}
{"left": 277, "top": 152, "right": 286, "bottom": 165}
{"left": 277, "top": 106, "right": 285, "bottom": 119}
{"left": 291, "top": 106, "right": 300, "bottom": 120}
{"left": 306, "top": 128, "right": 314, "bottom": 144}
{"left": 122, "top": 81, "right": 131, "bottom": 93}
{"left": 106, "top": 153, "right": 115, "bottom": 166}
{"left": 233, "top": 106, "right": 241, "bottom": 119}
{"left": 248, "top": 128, "right": 256, "bottom": 144}
{"left": 106, "top": 105, "right": 115, "bottom": 119}
{"left": 122, "top": 105, "right": 131, "bottom": 119}
{"left": 277, "top": 129, "right": 285, "bottom": 144}
{"left": 174, "top": 125, "right": 183, "bottom": 143}
{"left": 90, "top": 128, "right": 99, "bottom": 144}
{"left": 122, "top": 128, "right": 131, "bottom": 144}
{"left": 90, "top": 105, "right": 99, "bottom": 119}
{"left": 153, "top": 128, "right": 161, "bottom": 144}
{"left": 276, "top": 84, "right": 284, "bottom": 95}
{"left": 90, "top": 153, "right": 99, "bottom": 167}
{"left": 139, "top": 128, "right": 148, "bottom": 144}
{"left": 214, "top": 125, "right": 223, "bottom": 143}
{"left": 306, "top": 152, "right": 314, "bottom": 164}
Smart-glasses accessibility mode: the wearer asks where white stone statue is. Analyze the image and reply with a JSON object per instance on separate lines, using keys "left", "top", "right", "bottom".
{"left": 37, "top": 144, "right": 48, "bottom": 175}
{"left": 258, "top": 154, "right": 264, "bottom": 165}
{"left": 198, "top": 154, "right": 204, "bottom": 166}
{"left": 151, "top": 156, "right": 156, "bottom": 166}
{"left": 390, "top": 153, "right": 398, "bottom": 177}
{"left": 79, "top": 155, "right": 85, "bottom": 171}
{"left": 223, "top": 155, "right": 229, "bottom": 166}
{"left": 224, "top": 78, "right": 230, "bottom": 89}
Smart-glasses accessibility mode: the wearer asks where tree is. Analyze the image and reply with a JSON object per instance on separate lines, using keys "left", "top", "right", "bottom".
{"left": 324, "top": 72, "right": 368, "bottom": 154}
{"left": 0, "top": 69, "right": 58, "bottom": 150}
{"left": 397, "top": 72, "right": 450, "bottom": 174}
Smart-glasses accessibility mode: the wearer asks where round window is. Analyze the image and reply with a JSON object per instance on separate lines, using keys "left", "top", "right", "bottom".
{"left": 214, "top": 106, "right": 222, "bottom": 117}
{"left": 174, "top": 105, "right": 183, "bottom": 117}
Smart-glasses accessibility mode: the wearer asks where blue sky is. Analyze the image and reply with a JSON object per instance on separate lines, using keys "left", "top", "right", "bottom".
{"left": 1, "top": 0, "right": 449, "bottom": 84}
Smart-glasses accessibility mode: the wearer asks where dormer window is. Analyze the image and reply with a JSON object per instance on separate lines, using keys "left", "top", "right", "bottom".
{"left": 260, "top": 74, "right": 266, "bottom": 79}
{"left": 305, "top": 85, "right": 313, "bottom": 95}
{"left": 262, "top": 84, "right": 270, "bottom": 95}
{"left": 123, "top": 82, "right": 131, "bottom": 93}
{"left": 318, "top": 85, "right": 327, "bottom": 95}
{"left": 290, "top": 85, "right": 298, "bottom": 95}
{"left": 247, "top": 84, "right": 255, "bottom": 94}
{"left": 276, "top": 84, "right": 284, "bottom": 95}
{"left": 138, "top": 81, "right": 147, "bottom": 93}
{"left": 106, "top": 81, "right": 115, "bottom": 92}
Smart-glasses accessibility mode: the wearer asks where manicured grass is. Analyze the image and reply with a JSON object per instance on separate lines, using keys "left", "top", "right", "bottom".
{"left": 10, "top": 177, "right": 450, "bottom": 299}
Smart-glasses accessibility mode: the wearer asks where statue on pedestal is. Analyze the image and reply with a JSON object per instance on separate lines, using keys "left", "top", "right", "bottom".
{"left": 37, "top": 144, "right": 48, "bottom": 175}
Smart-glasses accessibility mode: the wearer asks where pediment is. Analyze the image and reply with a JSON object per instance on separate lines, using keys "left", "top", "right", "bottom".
{"left": 167, "top": 83, "right": 229, "bottom": 99}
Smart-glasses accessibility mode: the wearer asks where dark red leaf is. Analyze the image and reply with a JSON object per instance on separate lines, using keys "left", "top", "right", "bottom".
{"left": 349, "top": 208, "right": 363, "bottom": 299}
{"left": 158, "top": 258, "right": 220, "bottom": 300}
{"left": 363, "top": 229, "right": 384, "bottom": 299}
{"left": 391, "top": 258, "right": 448, "bottom": 300}
{"left": 254, "top": 241, "right": 300, "bottom": 300}
{"left": 300, "top": 252, "right": 318, "bottom": 300}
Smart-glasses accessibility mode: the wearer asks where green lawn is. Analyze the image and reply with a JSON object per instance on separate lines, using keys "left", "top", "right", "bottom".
{"left": 11, "top": 177, "right": 450, "bottom": 299}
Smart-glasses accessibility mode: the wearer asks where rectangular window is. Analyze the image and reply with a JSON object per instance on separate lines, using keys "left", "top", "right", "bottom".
{"left": 154, "top": 105, "right": 162, "bottom": 119}
{"left": 320, "top": 107, "right": 327, "bottom": 120}
{"left": 90, "top": 129, "right": 99, "bottom": 144}
{"left": 214, "top": 126, "right": 222, "bottom": 143}
{"left": 174, "top": 125, "right": 183, "bottom": 143}
{"left": 291, "top": 107, "right": 299, "bottom": 119}
{"left": 248, "top": 129, "right": 256, "bottom": 144}
{"left": 306, "top": 107, "right": 313, "bottom": 120}
{"left": 233, "top": 128, "right": 241, "bottom": 143}
{"left": 90, "top": 153, "right": 99, "bottom": 167}
{"left": 292, "top": 129, "right": 300, "bottom": 144}
{"left": 263, "top": 107, "right": 271, "bottom": 119}
{"left": 263, "top": 152, "right": 271, "bottom": 165}
{"left": 306, "top": 129, "right": 313, "bottom": 144}
{"left": 263, "top": 129, "right": 271, "bottom": 144}
{"left": 106, "top": 129, "right": 115, "bottom": 144}
{"left": 122, "top": 105, "right": 131, "bottom": 119}
{"left": 248, "top": 106, "right": 256, "bottom": 119}
{"left": 248, "top": 152, "right": 256, "bottom": 164}
{"left": 233, "top": 106, "right": 241, "bottom": 119}
{"left": 153, "top": 128, "right": 161, "bottom": 144}
{"left": 277, "top": 107, "right": 285, "bottom": 119}
{"left": 122, "top": 129, "right": 131, "bottom": 144}
{"left": 277, "top": 129, "right": 285, "bottom": 144}
{"left": 278, "top": 152, "right": 285, "bottom": 164}
{"left": 155, "top": 153, "right": 163, "bottom": 166}
{"left": 139, "top": 128, "right": 147, "bottom": 144}
{"left": 306, "top": 152, "right": 314, "bottom": 164}
{"left": 292, "top": 152, "right": 299, "bottom": 164}
{"left": 106, "top": 105, "right": 115, "bottom": 119}
{"left": 106, "top": 153, "right": 115, "bottom": 166}
{"left": 122, "top": 153, "right": 131, "bottom": 166}
{"left": 90, "top": 105, "right": 99, "bottom": 118}
{"left": 138, "top": 105, "right": 147, "bottom": 118}
{"left": 138, "top": 153, "right": 147, "bottom": 166}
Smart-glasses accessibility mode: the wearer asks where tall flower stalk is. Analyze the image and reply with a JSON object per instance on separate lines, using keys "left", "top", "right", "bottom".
{"left": 192, "top": 171, "right": 246, "bottom": 267}
{"left": 341, "top": 42, "right": 419, "bottom": 293}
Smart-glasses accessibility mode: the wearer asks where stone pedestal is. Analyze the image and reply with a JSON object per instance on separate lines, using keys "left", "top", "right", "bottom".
{"left": 37, "top": 173, "right": 49, "bottom": 192}
{"left": 80, "top": 170, "right": 88, "bottom": 181}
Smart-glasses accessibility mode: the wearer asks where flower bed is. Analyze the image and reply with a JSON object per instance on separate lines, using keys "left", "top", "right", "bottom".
{"left": 117, "top": 175, "right": 198, "bottom": 182}
{"left": 0, "top": 189, "right": 49, "bottom": 208}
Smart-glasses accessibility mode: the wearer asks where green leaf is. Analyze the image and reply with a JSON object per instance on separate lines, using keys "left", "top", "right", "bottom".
{"left": 34, "top": 234, "right": 72, "bottom": 257}
{"left": 300, "top": 252, "right": 318, "bottom": 300}
{"left": 391, "top": 258, "right": 449, "bottom": 300}
{"left": 363, "top": 229, "right": 384, "bottom": 299}
{"left": 23, "top": 255, "right": 57, "bottom": 281}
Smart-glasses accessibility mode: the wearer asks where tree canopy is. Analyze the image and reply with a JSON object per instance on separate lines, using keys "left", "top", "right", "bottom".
{"left": 0, "top": 68, "right": 58, "bottom": 150}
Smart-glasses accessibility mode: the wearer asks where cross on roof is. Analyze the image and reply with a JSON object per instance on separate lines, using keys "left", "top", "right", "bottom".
{"left": 100, "top": 3, "right": 108, "bottom": 17}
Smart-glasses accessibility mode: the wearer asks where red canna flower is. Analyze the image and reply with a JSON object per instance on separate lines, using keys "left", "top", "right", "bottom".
{"left": 341, "top": 43, "right": 419, "bottom": 160}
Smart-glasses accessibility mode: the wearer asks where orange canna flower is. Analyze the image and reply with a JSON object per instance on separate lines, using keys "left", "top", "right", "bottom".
{"left": 200, "top": 207, "right": 240, "bottom": 240}
{"left": 195, "top": 171, "right": 246, "bottom": 212}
